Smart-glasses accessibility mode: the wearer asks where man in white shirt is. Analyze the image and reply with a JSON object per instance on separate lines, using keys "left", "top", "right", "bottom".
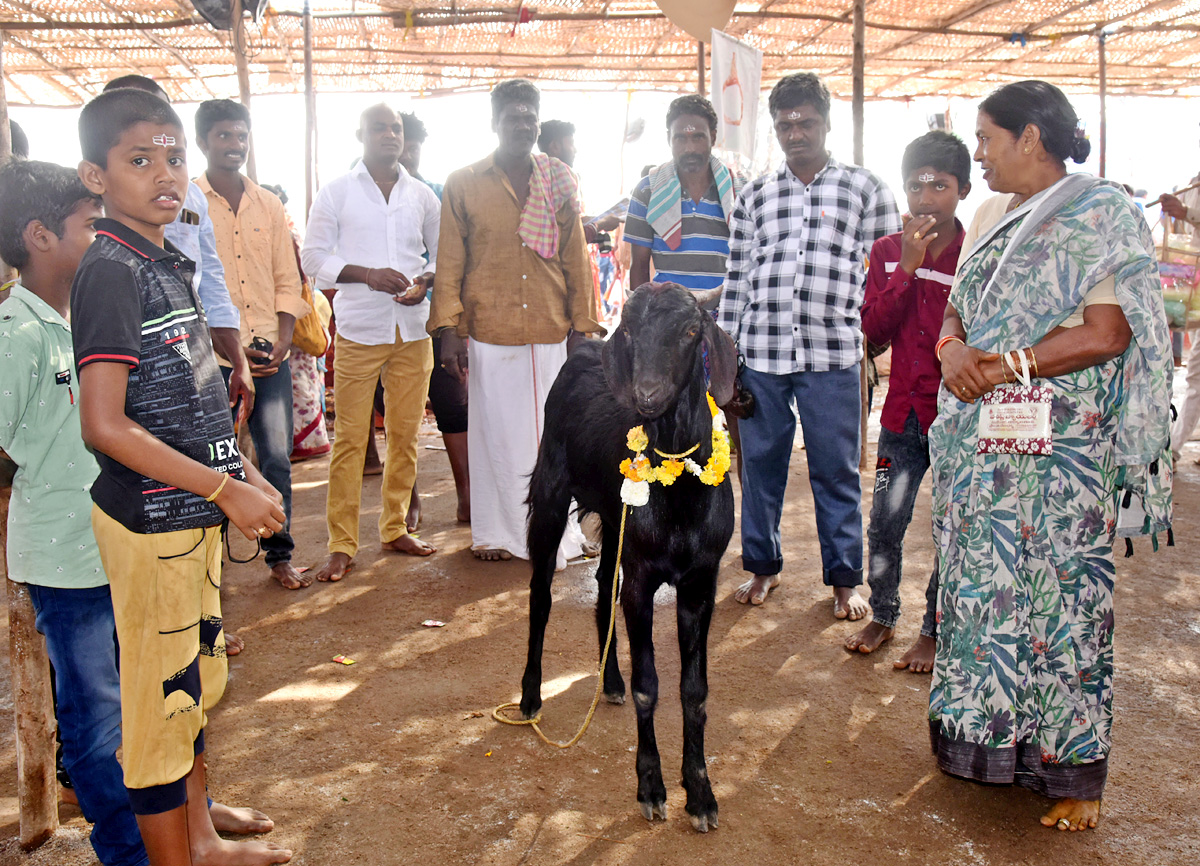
{"left": 301, "top": 104, "right": 441, "bottom": 581}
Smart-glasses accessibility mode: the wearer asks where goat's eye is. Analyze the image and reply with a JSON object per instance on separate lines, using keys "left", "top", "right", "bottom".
{"left": 687, "top": 328, "right": 699, "bottom": 338}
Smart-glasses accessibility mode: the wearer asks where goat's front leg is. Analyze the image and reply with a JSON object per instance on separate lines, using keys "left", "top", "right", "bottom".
{"left": 677, "top": 575, "right": 718, "bottom": 832}
{"left": 623, "top": 577, "right": 667, "bottom": 821}
{"left": 595, "top": 520, "right": 625, "bottom": 705}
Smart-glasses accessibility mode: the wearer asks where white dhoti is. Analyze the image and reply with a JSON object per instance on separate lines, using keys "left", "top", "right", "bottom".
{"left": 468, "top": 339, "right": 584, "bottom": 566}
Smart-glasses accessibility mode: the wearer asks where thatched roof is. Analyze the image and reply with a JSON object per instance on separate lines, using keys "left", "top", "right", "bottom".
{"left": 2, "top": 1, "right": 1199, "bottom": 106}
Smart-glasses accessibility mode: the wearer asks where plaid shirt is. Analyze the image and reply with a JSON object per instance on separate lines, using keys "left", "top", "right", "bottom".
{"left": 717, "top": 157, "right": 901, "bottom": 374}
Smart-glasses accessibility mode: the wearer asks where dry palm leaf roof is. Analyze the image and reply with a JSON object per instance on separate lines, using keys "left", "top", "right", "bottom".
{"left": 1, "top": 0, "right": 1199, "bottom": 106}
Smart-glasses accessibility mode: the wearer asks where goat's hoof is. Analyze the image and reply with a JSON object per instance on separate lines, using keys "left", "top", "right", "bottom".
{"left": 604, "top": 691, "right": 626, "bottom": 706}
{"left": 688, "top": 810, "right": 718, "bottom": 833}
{"left": 640, "top": 800, "right": 668, "bottom": 822}
{"left": 518, "top": 699, "right": 541, "bottom": 721}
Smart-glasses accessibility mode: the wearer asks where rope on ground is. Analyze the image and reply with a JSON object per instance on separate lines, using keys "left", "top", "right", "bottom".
{"left": 492, "top": 504, "right": 627, "bottom": 749}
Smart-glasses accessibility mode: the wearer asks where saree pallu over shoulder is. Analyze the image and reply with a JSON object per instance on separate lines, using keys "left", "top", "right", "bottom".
{"left": 927, "top": 174, "right": 1173, "bottom": 801}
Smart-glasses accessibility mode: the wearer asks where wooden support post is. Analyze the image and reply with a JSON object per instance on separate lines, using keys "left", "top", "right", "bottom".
{"left": 1, "top": 31, "right": 14, "bottom": 291}
{"left": 304, "top": 0, "right": 315, "bottom": 216}
{"left": 852, "top": 0, "right": 868, "bottom": 468}
{"left": 697, "top": 40, "right": 705, "bottom": 97}
{"left": 232, "top": 0, "right": 258, "bottom": 183}
{"left": 1098, "top": 31, "right": 1107, "bottom": 178}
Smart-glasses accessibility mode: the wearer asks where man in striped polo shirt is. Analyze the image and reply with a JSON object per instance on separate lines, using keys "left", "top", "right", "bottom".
{"left": 625, "top": 95, "right": 744, "bottom": 308}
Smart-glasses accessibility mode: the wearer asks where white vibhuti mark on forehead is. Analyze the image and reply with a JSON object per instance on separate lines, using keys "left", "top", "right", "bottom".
{"left": 785, "top": 110, "right": 806, "bottom": 120}
{"left": 919, "top": 172, "right": 936, "bottom": 182}
{"left": 682, "top": 124, "right": 698, "bottom": 133}
{"left": 152, "top": 134, "right": 176, "bottom": 146}
{"left": 512, "top": 103, "right": 533, "bottom": 114}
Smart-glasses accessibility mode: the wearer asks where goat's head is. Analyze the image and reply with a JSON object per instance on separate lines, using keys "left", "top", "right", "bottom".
{"left": 602, "top": 282, "right": 738, "bottom": 419}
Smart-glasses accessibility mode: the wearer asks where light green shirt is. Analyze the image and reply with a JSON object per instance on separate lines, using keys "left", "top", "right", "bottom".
{"left": 0, "top": 285, "right": 104, "bottom": 588}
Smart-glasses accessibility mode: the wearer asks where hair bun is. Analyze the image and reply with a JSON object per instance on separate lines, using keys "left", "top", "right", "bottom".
{"left": 1070, "top": 130, "right": 1092, "bottom": 164}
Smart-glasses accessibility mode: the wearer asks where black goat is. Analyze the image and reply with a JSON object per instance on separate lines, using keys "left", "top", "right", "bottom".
{"left": 521, "top": 283, "right": 737, "bottom": 833}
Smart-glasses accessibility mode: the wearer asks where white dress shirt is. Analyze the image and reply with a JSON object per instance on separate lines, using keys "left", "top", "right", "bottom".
{"left": 301, "top": 161, "right": 441, "bottom": 346}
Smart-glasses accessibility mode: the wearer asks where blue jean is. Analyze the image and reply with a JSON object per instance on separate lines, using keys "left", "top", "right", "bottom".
{"left": 738, "top": 364, "right": 863, "bottom": 586}
{"left": 866, "top": 409, "right": 939, "bottom": 635}
{"left": 28, "top": 584, "right": 148, "bottom": 866}
{"left": 224, "top": 362, "right": 295, "bottom": 566}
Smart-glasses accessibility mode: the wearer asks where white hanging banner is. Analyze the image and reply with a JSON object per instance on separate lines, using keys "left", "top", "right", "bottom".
{"left": 710, "top": 29, "right": 762, "bottom": 160}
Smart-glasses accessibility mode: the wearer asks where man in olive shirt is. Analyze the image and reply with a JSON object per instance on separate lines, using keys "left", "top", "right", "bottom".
{"left": 430, "top": 79, "right": 603, "bottom": 562}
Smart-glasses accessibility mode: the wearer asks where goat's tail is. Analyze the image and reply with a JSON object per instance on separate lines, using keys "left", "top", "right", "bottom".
{"left": 526, "top": 431, "right": 572, "bottom": 569}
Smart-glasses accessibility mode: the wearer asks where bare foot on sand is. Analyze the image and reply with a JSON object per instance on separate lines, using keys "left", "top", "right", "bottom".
{"left": 845, "top": 621, "right": 893, "bottom": 653}
{"left": 382, "top": 534, "right": 436, "bottom": 556}
{"left": 209, "top": 802, "right": 274, "bottom": 835}
{"left": 893, "top": 634, "right": 936, "bottom": 673}
{"left": 59, "top": 785, "right": 78, "bottom": 806}
{"left": 225, "top": 633, "right": 245, "bottom": 657}
{"left": 315, "top": 552, "right": 354, "bottom": 582}
{"left": 833, "top": 587, "right": 869, "bottom": 621}
{"left": 734, "top": 574, "right": 780, "bottom": 605}
{"left": 192, "top": 837, "right": 292, "bottom": 865}
{"left": 270, "top": 562, "right": 313, "bottom": 590}
{"left": 473, "top": 548, "right": 512, "bottom": 561}
{"left": 1040, "top": 798, "right": 1101, "bottom": 832}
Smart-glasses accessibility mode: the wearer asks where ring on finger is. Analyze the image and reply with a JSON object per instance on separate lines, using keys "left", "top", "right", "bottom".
{"left": 913, "top": 231, "right": 922, "bottom": 240}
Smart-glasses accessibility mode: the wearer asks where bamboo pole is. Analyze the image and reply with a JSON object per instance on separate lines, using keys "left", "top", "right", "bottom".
{"left": 1098, "top": 31, "right": 1107, "bottom": 177}
{"left": 303, "top": 0, "right": 315, "bottom": 216}
{"left": 697, "top": 40, "right": 705, "bottom": 97}
{"left": 852, "top": 0, "right": 868, "bottom": 469}
{"left": 232, "top": 0, "right": 258, "bottom": 183}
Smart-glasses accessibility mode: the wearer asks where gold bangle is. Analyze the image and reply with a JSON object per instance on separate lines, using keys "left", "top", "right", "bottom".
{"left": 1000, "top": 353, "right": 1012, "bottom": 383}
{"left": 205, "top": 474, "right": 229, "bottom": 503}
{"left": 1027, "top": 346, "right": 1039, "bottom": 378}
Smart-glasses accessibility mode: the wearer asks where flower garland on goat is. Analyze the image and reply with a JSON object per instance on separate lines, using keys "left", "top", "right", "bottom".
{"left": 618, "top": 393, "right": 731, "bottom": 507}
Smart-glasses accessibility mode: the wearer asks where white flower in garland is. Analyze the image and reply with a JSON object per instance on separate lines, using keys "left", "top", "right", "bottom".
{"left": 620, "top": 477, "right": 650, "bottom": 507}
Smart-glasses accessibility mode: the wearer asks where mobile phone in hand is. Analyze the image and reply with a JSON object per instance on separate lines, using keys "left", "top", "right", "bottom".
{"left": 249, "top": 336, "right": 273, "bottom": 356}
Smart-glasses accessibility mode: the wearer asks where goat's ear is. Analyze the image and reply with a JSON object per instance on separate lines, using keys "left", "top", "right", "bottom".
{"left": 602, "top": 325, "right": 635, "bottom": 405}
{"left": 702, "top": 316, "right": 739, "bottom": 408}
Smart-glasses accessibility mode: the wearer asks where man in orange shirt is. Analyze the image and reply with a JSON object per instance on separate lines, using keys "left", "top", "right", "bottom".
{"left": 196, "top": 99, "right": 311, "bottom": 590}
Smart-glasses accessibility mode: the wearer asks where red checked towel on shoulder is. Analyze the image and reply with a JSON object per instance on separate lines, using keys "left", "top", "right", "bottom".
{"left": 517, "top": 153, "right": 581, "bottom": 259}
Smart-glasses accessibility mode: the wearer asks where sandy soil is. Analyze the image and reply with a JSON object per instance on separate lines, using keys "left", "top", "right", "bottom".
{"left": 1, "top": 395, "right": 1198, "bottom": 866}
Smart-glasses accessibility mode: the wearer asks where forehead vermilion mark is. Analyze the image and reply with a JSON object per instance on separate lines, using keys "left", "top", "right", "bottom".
{"left": 918, "top": 173, "right": 936, "bottom": 182}
{"left": 152, "top": 134, "right": 176, "bottom": 146}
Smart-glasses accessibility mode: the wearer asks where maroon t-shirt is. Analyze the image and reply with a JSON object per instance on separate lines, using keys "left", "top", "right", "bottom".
{"left": 861, "top": 222, "right": 964, "bottom": 436}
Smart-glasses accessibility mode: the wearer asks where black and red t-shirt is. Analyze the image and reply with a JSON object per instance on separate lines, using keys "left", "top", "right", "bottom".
{"left": 71, "top": 218, "right": 244, "bottom": 533}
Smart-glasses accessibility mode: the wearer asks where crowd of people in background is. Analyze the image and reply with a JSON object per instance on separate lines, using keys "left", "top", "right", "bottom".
{"left": 0, "top": 66, "right": 1179, "bottom": 866}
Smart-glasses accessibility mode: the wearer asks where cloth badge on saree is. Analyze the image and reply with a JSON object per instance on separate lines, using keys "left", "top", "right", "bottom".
{"left": 977, "top": 350, "right": 1052, "bottom": 455}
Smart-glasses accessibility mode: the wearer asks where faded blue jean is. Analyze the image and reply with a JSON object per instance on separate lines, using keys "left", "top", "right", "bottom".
{"left": 28, "top": 583, "right": 148, "bottom": 866}
{"left": 866, "top": 409, "right": 939, "bottom": 635}
{"left": 224, "top": 362, "right": 295, "bottom": 566}
{"left": 737, "top": 364, "right": 864, "bottom": 586}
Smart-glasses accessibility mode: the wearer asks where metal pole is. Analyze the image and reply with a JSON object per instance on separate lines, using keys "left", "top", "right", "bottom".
{"left": 232, "top": 0, "right": 258, "bottom": 182}
{"left": 304, "top": 0, "right": 315, "bottom": 215}
{"left": 698, "top": 40, "right": 705, "bottom": 97}
{"left": 1098, "top": 31, "right": 1107, "bottom": 177}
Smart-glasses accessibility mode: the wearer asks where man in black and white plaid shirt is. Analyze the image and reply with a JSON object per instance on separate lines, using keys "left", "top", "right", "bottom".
{"left": 718, "top": 73, "right": 901, "bottom": 615}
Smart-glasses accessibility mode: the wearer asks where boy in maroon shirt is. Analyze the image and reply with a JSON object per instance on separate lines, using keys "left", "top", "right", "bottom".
{"left": 845, "top": 131, "right": 971, "bottom": 672}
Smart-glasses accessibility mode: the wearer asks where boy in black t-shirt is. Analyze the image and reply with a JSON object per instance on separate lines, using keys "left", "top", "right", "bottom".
{"left": 73, "top": 87, "right": 292, "bottom": 865}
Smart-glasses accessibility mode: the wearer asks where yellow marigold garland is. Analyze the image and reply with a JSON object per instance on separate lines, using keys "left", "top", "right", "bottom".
{"left": 619, "top": 394, "right": 730, "bottom": 507}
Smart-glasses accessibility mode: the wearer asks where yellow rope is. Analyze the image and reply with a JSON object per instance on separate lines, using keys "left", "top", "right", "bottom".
{"left": 492, "top": 503, "right": 628, "bottom": 748}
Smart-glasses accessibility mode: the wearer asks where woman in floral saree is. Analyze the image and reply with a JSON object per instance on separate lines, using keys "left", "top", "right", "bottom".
{"left": 930, "top": 81, "right": 1173, "bottom": 832}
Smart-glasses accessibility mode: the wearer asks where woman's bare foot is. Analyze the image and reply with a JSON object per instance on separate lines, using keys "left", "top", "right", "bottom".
{"left": 473, "top": 548, "right": 512, "bottom": 561}
{"left": 893, "top": 634, "right": 936, "bottom": 673}
{"left": 209, "top": 802, "right": 274, "bottom": 835}
{"left": 1040, "top": 798, "right": 1101, "bottom": 832}
{"left": 734, "top": 574, "right": 780, "bottom": 605}
{"left": 406, "top": 484, "right": 421, "bottom": 533}
{"left": 191, "top": 837, "right": 292, "bottom": 865}
{"left": 270, "top": 562, "right": 313, "bottom": 590}
{"left": 844, "top": 621, "right": 893, "bottom": 653}
{"left": 314, "top": 552, "right": 354, "bottom": 582}
{"left": 833, "top": 587, "right": 869, "bottom": 620}
{"left": 225, "top": 633, "right": 245, "bottom": 657}
{"left": 382, "top": 534, "right": 436, "bottom": 556}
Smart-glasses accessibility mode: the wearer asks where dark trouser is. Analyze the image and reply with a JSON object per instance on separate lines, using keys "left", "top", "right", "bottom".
{"left": 29, "top": 584, "right": 149, "bottom": 866}
{"left": 737, "top": 364, "right": 863, "bottom": 586}
{"left": 224, "top": 363, "right": 295, "bottom": 566}
{"left": 866, "top": 408, "right": 938, "bottom": 636}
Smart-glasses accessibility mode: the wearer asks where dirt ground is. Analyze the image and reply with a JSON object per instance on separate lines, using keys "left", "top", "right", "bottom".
{"left": 1, "top": 385, "right": 1199, "bottom": 866}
